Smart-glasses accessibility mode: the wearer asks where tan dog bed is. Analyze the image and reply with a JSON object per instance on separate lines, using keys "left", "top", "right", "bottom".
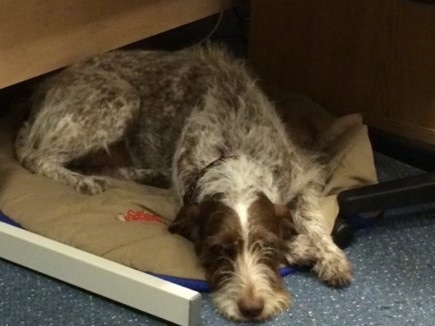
{"left": 0, "top": 87, "right": 377, "bottom": 290}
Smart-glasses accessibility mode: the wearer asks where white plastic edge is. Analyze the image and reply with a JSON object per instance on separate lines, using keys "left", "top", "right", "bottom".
{"left": 0, "top": 221, "right": 201, "bottom": 326}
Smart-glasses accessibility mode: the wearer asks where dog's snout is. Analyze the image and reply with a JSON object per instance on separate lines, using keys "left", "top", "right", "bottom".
{"left": 237, "top": 296, "right": 265, "bottom": 319}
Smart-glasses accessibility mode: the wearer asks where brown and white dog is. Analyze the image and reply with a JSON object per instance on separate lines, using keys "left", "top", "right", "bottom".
{"left": 15, "top": 45, "right": 352, "bottom": 321}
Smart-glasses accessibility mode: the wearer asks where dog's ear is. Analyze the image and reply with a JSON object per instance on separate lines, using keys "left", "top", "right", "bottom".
{"left": 168, "top": 204, "right": 202, "bottom": 242}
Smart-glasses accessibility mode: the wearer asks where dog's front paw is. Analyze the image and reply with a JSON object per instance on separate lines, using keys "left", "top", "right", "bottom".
{"left": 77, "top": 176, "right": 110, "bottom": 195}
{"left": 313, "top": 250, "right": 352, "bottom": 287}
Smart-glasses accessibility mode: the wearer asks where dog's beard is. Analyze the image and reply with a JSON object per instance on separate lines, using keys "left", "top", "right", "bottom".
{"left": 207, "top": 249, "right": 291, "bottom": 321}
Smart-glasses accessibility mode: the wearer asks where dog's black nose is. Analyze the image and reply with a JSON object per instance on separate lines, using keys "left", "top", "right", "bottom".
{"left": 238, "top": 297, "right": 264, "bottom": 319}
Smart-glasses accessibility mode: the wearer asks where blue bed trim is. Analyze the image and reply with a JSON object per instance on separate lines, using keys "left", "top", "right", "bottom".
{"left": 0, "top": 211, "right": 295, "bottom": 292}
{"left": 0, "top": 212, "right": 21, "bottom": 227}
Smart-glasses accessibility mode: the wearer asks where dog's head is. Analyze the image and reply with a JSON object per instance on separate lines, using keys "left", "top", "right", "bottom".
{"left": 168, "top": 192, "right": 296, "bottom": 321}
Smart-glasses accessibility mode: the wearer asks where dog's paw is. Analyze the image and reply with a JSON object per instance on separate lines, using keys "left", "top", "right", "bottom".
{"left": 77, "top": 176, "right": 110, "bottom": 195}
{"left": 313, "top": 250, "right": 353, "bottom": 287}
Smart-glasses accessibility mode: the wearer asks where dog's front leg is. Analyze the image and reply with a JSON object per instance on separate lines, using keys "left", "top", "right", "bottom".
{"left": 286, "top": 183, "right": 353, "bottom": 287}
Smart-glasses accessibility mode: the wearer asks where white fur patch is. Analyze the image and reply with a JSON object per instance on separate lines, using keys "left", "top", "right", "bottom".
{"left": 197, "top": 155, "right": 277, "bottom": 202}
{"left": 234, "top": 202, "right": 249, "bottom": 241}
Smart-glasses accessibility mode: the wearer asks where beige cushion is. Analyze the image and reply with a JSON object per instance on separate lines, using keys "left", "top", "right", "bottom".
{"left": 0, "top": 87, "right": 377, "bottom": 281}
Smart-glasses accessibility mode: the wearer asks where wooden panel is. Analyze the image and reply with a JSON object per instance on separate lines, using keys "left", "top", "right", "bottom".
{"left": 249, "top": 0, "right": 435, "bottom": 145}
{"left": 0, "top": 0, "right": 230, "bottom": 88}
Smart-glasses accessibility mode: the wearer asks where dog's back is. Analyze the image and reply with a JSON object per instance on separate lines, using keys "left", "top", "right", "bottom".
{"left": 15, "top": 45, "right": 291, "bottom": 192}
{"left": 104, "top": 45, "right": 289, "bottom": 175}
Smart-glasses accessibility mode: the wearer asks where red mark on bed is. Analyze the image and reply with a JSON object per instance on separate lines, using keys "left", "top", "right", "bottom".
{"left": 116, "top": 210, "right": 166, "bottom": 224}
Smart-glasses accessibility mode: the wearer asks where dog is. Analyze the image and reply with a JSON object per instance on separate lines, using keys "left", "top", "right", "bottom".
{"left": 15, "top": 44, "right": 352, "bottom": 321}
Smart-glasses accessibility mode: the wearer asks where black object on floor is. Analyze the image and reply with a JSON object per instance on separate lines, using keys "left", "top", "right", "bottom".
{"left": 333, "top": 172, "right": 435, "bottom": 249}
{"left": 338, "top": 172, "right": 435, "bottom": 216}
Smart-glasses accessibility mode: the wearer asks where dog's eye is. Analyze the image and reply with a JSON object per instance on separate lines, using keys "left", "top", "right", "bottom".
{"left": 251, "top": 236, "right": 280, "bottom": 255}
{"left": 210, "top": 244, "right": 225, "bottom": 255}
{"left": 254, "top": 232, "right": 279, "bottom": 248}
{"left": 210, "top": 242, "right": 236, "bottom": 257}
{"left": 254, "top": 240, "right": 272, "bottom": 250}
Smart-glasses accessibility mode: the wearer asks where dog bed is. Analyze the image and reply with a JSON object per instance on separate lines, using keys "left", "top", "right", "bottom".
{"left": 0, "top": 87, "right": 377, "bottom": 291}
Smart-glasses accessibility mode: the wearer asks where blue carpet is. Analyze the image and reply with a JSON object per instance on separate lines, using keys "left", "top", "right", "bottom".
{"left": 1, "top": 153, "right": 434, "bottom": 325}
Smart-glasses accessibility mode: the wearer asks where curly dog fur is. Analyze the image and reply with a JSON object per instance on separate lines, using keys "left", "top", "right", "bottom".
{"left": 16, "top": 45, "right": 352, "bottom": 321}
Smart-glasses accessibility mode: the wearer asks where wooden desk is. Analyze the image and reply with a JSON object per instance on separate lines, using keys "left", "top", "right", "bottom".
{"left": 0, "top": 0, "right": 229, "bottom": 89}
{"left": 249, "top": 0, "right": 435, "bottom": 145}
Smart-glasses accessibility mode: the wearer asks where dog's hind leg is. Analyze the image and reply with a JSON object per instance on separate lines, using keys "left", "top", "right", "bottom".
{"left": 16, "top": 120, "right": 108, "bottom": 195}
{"left": 97, "top": 167, "right": 171, "bottom": 188}
{"left": 17, "top": 74, "right": 140, "bottom": 195}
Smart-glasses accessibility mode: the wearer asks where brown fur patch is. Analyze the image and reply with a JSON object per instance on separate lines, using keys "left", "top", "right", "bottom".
{"left": 169, "top": 201, "right": 243, "bottom": 290}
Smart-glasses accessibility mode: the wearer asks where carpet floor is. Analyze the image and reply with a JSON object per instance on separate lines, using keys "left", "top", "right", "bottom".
{"left": 1, "top": 152, "right": 434, "bottom": 326}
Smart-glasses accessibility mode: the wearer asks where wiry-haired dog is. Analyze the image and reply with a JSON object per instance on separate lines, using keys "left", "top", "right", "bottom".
{"left": 16, "top": 45, "right": 352, "bottom": 321}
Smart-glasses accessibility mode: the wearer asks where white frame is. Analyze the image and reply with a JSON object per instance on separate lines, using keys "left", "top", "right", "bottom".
{"left": 0, "top": 221, "right": 201, "bottom": 326}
